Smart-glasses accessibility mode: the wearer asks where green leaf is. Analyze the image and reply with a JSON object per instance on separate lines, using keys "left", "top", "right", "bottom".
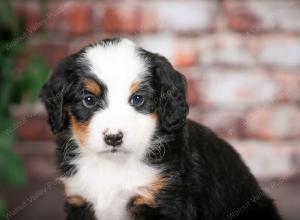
{"left": 0, "top": 80, "right": 13, "bottom": 114}
{"left": 0, "top": 131, "right": 14, "bottom": 150}
{"left": 13, "top": 56, "right": 49, "bottom": 104}
{"left": 0, "top": 113, "right": 13, "bottom": 136}
{"left": 0, "top": 0, "right": 23, "bottom": 38}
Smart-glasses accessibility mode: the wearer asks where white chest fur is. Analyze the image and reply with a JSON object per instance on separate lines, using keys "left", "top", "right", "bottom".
{"left": 63, "top": 151, "right": 159, "bottom": 220}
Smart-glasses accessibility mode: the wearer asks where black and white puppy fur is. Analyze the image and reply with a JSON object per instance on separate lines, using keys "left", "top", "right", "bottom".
{"left": 41, "top": 38, "right": 282, "bottom": 220}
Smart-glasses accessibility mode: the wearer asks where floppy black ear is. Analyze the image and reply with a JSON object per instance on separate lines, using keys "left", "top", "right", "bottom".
{"left": 40, "top": 57, "right": 74, "bottom": 134}
{"left": 153, "top": 55, "right": 189, "bottom": 132}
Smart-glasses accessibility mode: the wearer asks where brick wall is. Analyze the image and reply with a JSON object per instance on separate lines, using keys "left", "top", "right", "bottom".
{"left": 13, "top": 0, "right": 300, "bottom": 179}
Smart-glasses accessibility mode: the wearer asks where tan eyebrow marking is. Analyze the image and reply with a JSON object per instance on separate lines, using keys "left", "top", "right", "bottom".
{"left": 130, "top": 82, "right": 139, "bottom": 94}
{"left": 84, "top": 78, "right": 101, "bottom": 96}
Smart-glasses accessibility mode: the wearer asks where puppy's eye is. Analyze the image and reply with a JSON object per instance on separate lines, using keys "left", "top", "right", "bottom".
{"left": 83, "top": 95, "right": 96, "bottom": 108}
{"left": 130, "top": 95, "right": 144, "bottom": 107}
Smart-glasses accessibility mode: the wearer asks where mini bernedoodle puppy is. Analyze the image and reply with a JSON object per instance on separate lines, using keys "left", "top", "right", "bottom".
{"left": 41, "top": 38, "right": 282, "bottom": 220}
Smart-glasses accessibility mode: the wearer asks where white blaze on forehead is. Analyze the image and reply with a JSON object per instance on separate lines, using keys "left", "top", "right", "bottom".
{"left": 84, "top": 39, "right": 148, "bottom": 104}
{"left": 81, "top": 39, "right": 156, "bottom": 158}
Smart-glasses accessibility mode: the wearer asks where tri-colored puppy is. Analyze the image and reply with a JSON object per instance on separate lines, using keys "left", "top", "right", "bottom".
{"left": 41, "top": 38, "right": 282, "bottom": 220}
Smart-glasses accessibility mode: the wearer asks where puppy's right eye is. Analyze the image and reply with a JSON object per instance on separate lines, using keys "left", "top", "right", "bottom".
{"left": 83, "top": 95, "right": 96, "bottom": 108}
{"left": 130, "top": 95, "right": 144, "bottom": 107}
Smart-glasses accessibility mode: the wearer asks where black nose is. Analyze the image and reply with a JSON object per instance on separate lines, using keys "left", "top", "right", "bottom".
{"left": 104, "top": 132, "right": 123, "bottom": 147}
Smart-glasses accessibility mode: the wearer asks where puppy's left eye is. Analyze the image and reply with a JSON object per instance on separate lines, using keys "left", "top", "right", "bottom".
{"left": 130, "top": 95, "right": 144, "bottom": 107}
{"left": 83, "top": 95, "right": 96, "bottom": 108}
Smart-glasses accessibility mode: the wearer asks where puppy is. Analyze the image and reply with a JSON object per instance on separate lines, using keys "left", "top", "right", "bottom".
{"left": 41, "top": 38, "right": 282, "bottom": 220}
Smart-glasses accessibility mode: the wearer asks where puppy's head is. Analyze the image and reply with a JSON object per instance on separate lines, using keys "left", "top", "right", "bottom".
{"left": 41, "top": 39, "right": 188, "bottom": 158}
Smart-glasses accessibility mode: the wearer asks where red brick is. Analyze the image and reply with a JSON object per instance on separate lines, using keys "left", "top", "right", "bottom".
{"left": 243, "top": 105, "right": 300, "bottom": 140}
{"left": 186, "top": 79, "right": 199, "bottom": 106}
{"left": 225, "top": 3, "right": 261, "bottom": 33}
{"left": 100, "top": 5, "right": 141, "bottom": 34}
{"left": 225, "top": 0, "right": 300, "bottom": 33}
{"left": 189, "top": 108, "right": 243, "bottom": 139}
{"left": 145, "top": 1, "right": 217, "bottom": 33}
{"left": 201, "top": 68, "right": 278, "bottom": 107}
{"left": 137, "top": 34, "right": 175, "bottom": 61}
{"left": 272, "top": 70, "right": 300, "bottom": 102}
{"left": 256, "top": 35, "right": 300, "bottom": 67}
{"left": 140, "top": 11, "right": 158, "bottom": 32}
{"left": 199, "top": 34, "right": 300, "bottom": 67}
{"left": 198, "top": 34, "right": 256, "bottom": 66}
{"left": 174, "top": 48, "right": 198, "bottom": 68}
{"left": 197, "top": 35, "right": 300, "bottom": 67}
{"left": 69, "top": 37, "right": 99, "bottom": 54}
{"left": 15, "top": 2, "right": 41, "bottom": 33}
{"left": 45, "top": 3, "right": 66, "bottom": 32}
{"left": 63, "top": 3, "right": 93, "bottom": 34}
{"left": 29, "top": 42, "right": 69, "bottom": 67}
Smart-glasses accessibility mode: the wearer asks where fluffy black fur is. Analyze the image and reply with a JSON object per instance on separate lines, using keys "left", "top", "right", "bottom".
{"left": 41, "top": 39, "right": 282, "bottom": 220}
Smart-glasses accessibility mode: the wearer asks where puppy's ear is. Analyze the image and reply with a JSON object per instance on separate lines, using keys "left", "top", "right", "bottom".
{"left": 40, "top": 57, "right": 74, "bottom": 134}
{"left": 153, "top": 55, "right": 189, "bottom": 132}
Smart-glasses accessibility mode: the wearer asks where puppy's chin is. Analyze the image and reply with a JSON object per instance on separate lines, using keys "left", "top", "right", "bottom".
{"left": 98, "top": 147, "right": 131, "bottom": 155}
{"left": 82, "top": 144, "right": 132, "bottom": 157}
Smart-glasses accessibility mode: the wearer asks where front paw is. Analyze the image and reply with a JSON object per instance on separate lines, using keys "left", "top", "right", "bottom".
{"left": 128, "top": 197, "right": 171, "bottom": 220}
{"left": 66, "top": 195, "right": 86, "bottom": 207}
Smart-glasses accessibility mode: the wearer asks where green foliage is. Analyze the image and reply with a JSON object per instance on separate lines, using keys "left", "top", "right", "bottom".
{"left": 0, "top": 198, "right": 5, "bottom": 220}
{"left": 13, "top": 56, "right": 49, "bottom": 104}
{"left": 0, "top": 0, "right": 50, "bottom": 217}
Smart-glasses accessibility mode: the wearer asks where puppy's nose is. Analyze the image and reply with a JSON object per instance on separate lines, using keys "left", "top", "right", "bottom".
{"left": 104, "top": 132, "right": 123, "bottom": 147}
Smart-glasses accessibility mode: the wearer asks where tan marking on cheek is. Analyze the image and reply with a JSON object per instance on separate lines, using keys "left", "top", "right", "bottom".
{"left": 84, "top": 79, "right": 101, "bottom": 96}
{"left": 69, "top": 112, "right": 89, "bottom": 145}
{"left": 132, "top": 177, "right": 167, "bottom": 207}
{"left": 130, "top": 82, "right": 139, "bottom": 94}
{"left": 151, "top": 113, "right": 158, "bottom": 120}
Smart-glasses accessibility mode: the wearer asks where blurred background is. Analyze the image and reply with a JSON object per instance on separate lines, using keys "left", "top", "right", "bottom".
{"left": 0, "top": 0, "right": 300, "bottom": 219}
